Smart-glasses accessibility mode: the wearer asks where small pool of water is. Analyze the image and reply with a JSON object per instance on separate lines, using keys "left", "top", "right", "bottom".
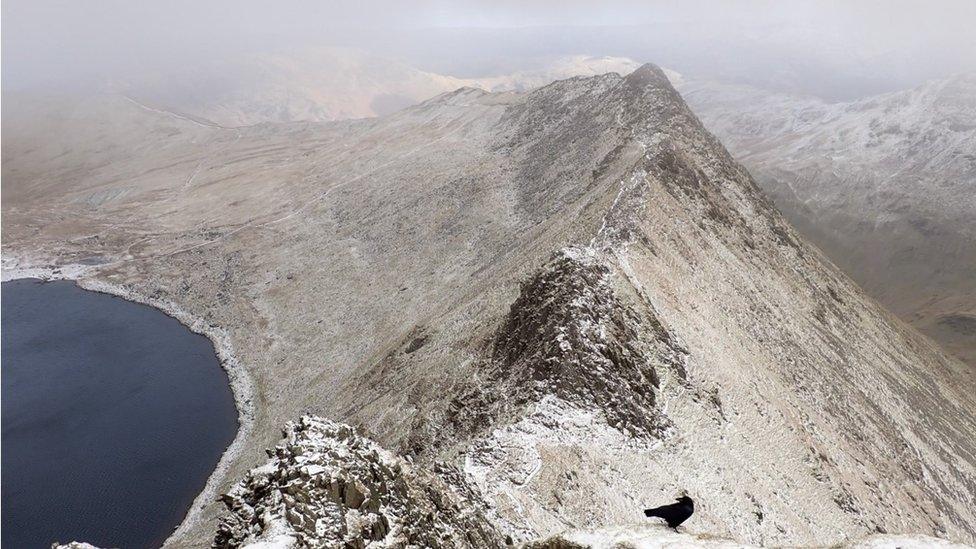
{"left": 2, "top": 279, "right": 239, "bottom": 548}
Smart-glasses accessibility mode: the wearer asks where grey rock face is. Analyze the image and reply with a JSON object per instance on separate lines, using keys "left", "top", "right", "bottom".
{"left": 214, "top": 416, "right": 506, "bottom": 548}
{"left": 443, "top": 246, "right": 686, "bottom": 444}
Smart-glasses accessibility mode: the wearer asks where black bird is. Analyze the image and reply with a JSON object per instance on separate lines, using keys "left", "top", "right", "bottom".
{"left": 644, "top": 495, "right": 694, "bottom": 529}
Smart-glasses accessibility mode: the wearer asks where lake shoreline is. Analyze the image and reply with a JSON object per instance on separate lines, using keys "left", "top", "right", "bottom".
{"left": 1, "top": 255, "right": 255, "bottom": 548}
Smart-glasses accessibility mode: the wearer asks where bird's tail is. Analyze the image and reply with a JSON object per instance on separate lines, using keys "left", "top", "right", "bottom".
{"left": 644, "top": 508, "right": 663, "bottom": 519}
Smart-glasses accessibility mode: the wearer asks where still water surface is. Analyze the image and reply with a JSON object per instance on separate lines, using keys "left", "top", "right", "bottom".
{"left": 2, "top": 279, "right": 238, "bottom": 548}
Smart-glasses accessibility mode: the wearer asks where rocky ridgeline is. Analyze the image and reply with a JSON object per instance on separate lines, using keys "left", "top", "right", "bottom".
{"left": 213, "top": 416, "right": 507, "bottom": 548}
{"left": 487, "top": 246, "right": 686, "bottom": 436}
{"left": 434, "top": 245, "right": 687, "bottom": 454}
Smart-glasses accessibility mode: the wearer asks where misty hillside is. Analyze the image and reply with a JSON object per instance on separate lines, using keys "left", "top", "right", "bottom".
{"left": 677, "top": 73, "right": 976, "bottom": 368}
{"left": 115, "top": 48, "right": 642, "bottom": 126}
{"left": 4, "top": 65, "right": 976, "bottom": 547}
{"left": 92, "top": 48, "right": 976, "bottom": 374}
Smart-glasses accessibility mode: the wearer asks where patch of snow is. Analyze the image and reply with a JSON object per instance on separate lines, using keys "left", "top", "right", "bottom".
{"left": 535, "top": 526, "right": 974, "bottom": 548}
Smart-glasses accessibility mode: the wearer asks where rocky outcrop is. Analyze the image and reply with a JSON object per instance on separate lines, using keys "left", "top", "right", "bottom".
{"left": 213, "top": 416, "right": 506, "bottom": 549}
{"left": 414, "top": 245, "right": 688, "bottom": 461}
{"left": 488, "top": 246, "right": 684, "bottom": 436}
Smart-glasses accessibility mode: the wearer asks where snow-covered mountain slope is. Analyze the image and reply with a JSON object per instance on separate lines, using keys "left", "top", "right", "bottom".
{"left": 4, "top": 66, "right": 975, "bottom": 547}
{"left": 119, "top": 48, "right": 641, "bottom": 126}
{"left": 676, "top": 73, "right": 976, "bottom": 368}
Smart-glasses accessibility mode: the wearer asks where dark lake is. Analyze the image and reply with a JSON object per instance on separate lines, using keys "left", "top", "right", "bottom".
{"left": 2, "top": 279, "right": 239, "bottom": 549}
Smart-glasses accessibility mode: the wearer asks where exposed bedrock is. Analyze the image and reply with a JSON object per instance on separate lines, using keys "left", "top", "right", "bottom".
{"left": 438, "top": 246, "right": 687, "bottom": 446}
{"left": 214, "top": 416, "right": 507, "bottom": 548}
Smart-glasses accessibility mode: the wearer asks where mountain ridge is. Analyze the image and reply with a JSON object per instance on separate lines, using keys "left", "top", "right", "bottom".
{"left": 3, "top": 64, "right": 975, "bottom": 547}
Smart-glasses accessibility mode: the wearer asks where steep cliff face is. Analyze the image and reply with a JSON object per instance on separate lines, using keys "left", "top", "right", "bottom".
{"left": 4, "top": 65, "right": 975, "bottom": 547}
{"left": 677, "top": 73, "right": 976, "bottom": 368}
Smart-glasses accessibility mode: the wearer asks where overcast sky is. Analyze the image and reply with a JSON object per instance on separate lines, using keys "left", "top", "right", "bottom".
{"left": 4, "top": 0, "right": 975, "bottom": 98}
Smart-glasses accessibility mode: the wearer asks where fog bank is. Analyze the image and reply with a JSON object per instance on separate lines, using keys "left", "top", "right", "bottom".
{"left": 4, "top": 0, "right": 975, "bottom": 99}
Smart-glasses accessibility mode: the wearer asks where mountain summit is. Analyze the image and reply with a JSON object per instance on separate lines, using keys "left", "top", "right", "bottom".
{"left": 3, "top": 64, "right": 975, "bottom": 546}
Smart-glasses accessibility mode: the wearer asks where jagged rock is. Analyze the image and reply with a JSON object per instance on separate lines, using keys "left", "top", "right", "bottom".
{"left": 214, "top": 416, "right": 506, "bottom": 549}
{"left": 492, "top": 246, "right": 683, "bottom": 435}
{"left": 411, "top": 244, "right": 687, "bottom": 463}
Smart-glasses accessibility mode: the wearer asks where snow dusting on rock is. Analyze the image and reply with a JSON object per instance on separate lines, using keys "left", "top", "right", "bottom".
{"left": 214, "top": 416, "right": 506, "bottom": 548}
